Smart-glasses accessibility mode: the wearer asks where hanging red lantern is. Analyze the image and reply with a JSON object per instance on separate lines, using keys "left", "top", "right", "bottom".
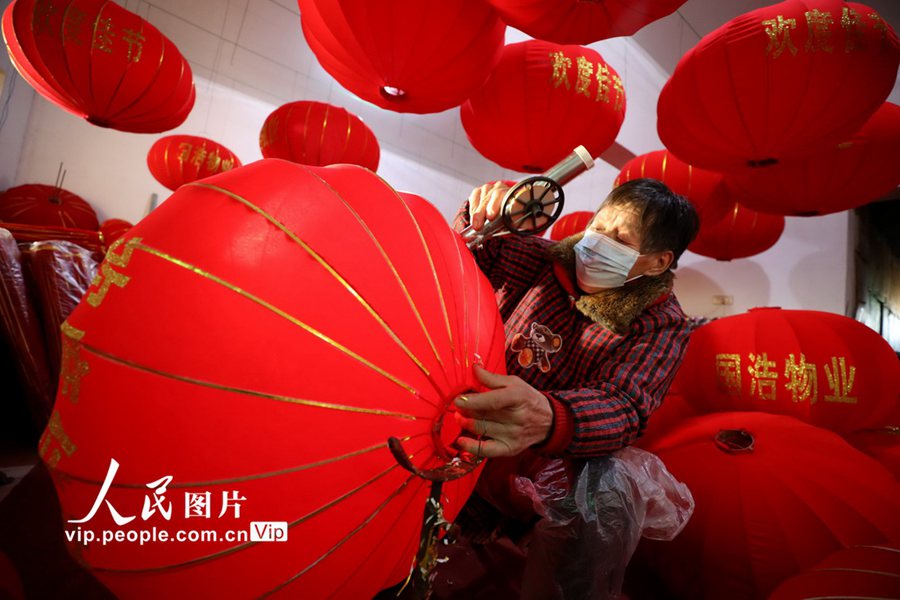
{"left": 461, "top": 40, "right": 625, "bottom": 173}
{"left": 687, "top": 200, "right": 784, "bottom": 260}
{"left": 298, "top": 0, "right": 505, "bottom": 114}
{"left": 2, "top": 0, "right": 195, "bottom": 133}
{"left": 484, "top": 0, "right": 687, "bottom": 45}
{"left": 259, "top": 101, "right": 380, "bottom": 171}
{"left": 549, "top": 211, "right": 593, "bottom": 241}
{"left": 641, "top": 412, "right": 900, "bottom": 600}
{"left": 0, "top": 184, "right": 98, "bottom": 230}
{"left": 723, "top": 102, "right": 900, "bottom": 216}
{"left": 39, "top": 159, "right": 505, "bottom": 599}
{"left": 99, "top": 219, "right": 134, "bottom": 250}
{"left": 146, "top": 136, "right": 242, "bottom": 192}
{"left": 675, "top": 307, "right": 900, "bottom": 435}
{"left": 769, "top": 542, "right": 900, "bottom": 600}
{"left": 657, "top": 0, "right": 900, "bottom": 171}
{"left": 615, "top": 150, "right": 731, "bottom": 225}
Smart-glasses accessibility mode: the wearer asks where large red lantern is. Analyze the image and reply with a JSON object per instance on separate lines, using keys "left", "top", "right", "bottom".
{"left": 770, "top": 542, "right": 900, "bottom": 600}
{"left": 549, "top": 211, "right": 593, "bottom": 241}
{"left": 298, "top": 0, "right": 504, "bottom": 114}
{"left": 676, "top": 307, "right": 900, "bottom": 435}
{"left": 687, "top": 200, "right": 784, "bottom": 260}
{"left": 461, "top": 40, "right": 625, "bottom": 173}
{"left": 657, "top": 0, "right": 900, "bottom": 171}
{"left": 2, "top": 0, "right": 195, "bottom": 133}
{"left": 39, "top": 159, "right": 505, "bottom": 598}
{"left": 146, "top": 136, "right": 242, "bottom": 191}
{"left": 641, "top": 412, "right": 900, "bottom": 600}
{"left": 724, "top": 102, "right": 900, "bottom": 216}
{"left": 846, "top": 427, "right": 900, "bottom": 479}
{"left": 0, "top": 184, "right": 98, "bottom": 230}
{"left": 259, "top": 101, "right": 380, "bottom": 171}
{"left": 615, "top": 150, "right": 730, "bottom": 225}
{"left": 484, "top": 0, "right": 687, "bottom": 45}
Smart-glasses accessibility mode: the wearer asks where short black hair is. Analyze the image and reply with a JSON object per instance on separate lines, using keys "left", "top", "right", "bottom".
{"left": 601, "top": 178, "right": 700, "bottom": 269}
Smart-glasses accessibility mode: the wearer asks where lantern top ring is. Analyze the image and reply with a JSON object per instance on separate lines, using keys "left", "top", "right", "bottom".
{"left": 387, "top": 436, "right": 481, "bottom": 482}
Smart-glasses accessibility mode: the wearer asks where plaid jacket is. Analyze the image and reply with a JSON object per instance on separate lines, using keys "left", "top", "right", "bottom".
{"left": 456, "top": 210, "right": 691, "bottom": 457}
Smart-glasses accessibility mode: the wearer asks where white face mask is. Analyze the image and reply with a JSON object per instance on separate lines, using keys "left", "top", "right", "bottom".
{"left": 574, "top": 229, "right": 644, "bottom": 291}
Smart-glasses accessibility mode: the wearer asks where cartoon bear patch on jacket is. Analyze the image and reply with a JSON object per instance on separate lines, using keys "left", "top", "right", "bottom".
{"left": 511, "top": 322, "right": 563, "bottom": 373}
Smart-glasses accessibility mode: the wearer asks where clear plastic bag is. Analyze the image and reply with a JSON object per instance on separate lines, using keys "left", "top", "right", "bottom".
{"left": 513, "top": 446, "right": 694, "bottom": 600}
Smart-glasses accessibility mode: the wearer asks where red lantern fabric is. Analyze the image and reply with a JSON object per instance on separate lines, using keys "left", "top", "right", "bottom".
{"left": 687, "top": 200, "right": 784, "bottom": 261}
{"left": 676, "top": 307, "right": 900, "bottom": 435}
{"left": 147, "top": 135, "right": 242, "bottom": 192}
{"left": 549, "top": 211, "right": 593, "bottom": 241}
{"left": 769, "top": 542, "right": 900, "bottom": 600}
{"left": 298, "top": 0, "right": 505, "bottom": 114}
{"left": 657, "top": 0, "right": 900, "bottom": 171}
{"left": 723, "top": 102, "right": 900, "bottom": 216}
{"left": 39, "top": 159, "right": 505, "bottom": 599}
{"left": 846, "top": 427, "right": 900, "bottom": 479}
{"left": 99, "top": 219, "right": 134, "bottom": 250}
{"left": 259, "top": 101, "right": 380, "bottom": 171}
{"left": 462, "top": 41, "right": 626, "bottom": 173}
{"left": 615, "top": 150, "right": 731, "bottom": 226}
{"left": 0, "top": 184, "right": 98, "bottom": 230}
{"left": 2, "top": 0, "right": 195, "bottom": 133}
{"left": 641, "top": 412, "right": 900, "bottom": 600}
{"left": 484, "top": 0, "right": 687, "bottom": 45}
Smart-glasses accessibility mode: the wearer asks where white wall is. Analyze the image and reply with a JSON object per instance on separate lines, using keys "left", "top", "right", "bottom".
{"left": 5, "top": 0, "right": 865, "bottom": 318}
{"left": 0, "top": 0, "right": 35, "bottom": 191}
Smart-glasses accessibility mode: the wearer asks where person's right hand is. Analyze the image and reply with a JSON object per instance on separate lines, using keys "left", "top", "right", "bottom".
{"left": 467, "top": 181, "right": 510, "bottom": 232}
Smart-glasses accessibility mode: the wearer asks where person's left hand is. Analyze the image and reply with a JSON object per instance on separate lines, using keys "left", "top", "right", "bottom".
{"left": 453, "top": 365, "right": 553, "bottom": 458}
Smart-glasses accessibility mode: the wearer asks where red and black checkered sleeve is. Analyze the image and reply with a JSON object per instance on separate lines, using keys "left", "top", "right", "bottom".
{"left": 539, "top": 300, "right": 692, "bottom": 458}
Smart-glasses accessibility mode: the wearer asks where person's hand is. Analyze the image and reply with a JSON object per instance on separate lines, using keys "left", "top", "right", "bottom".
{"left": 467, "top": 181, "right": 509, "bottom": 232}
{"left": 453, "top": 365, "right": 553, "bottom": 458}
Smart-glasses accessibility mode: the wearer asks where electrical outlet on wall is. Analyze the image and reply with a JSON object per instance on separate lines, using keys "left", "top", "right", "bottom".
{"left": 712, "top": 295, "right": 733, "bottom": 306}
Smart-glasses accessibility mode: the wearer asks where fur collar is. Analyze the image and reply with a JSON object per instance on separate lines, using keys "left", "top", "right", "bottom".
{"left": 546, "top": 232, "right": 674, "bottom": 335}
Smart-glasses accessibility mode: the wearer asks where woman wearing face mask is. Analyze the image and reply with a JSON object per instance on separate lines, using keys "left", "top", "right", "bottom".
{"left": 434, "top": 178, "right": 699, "bottom": 598}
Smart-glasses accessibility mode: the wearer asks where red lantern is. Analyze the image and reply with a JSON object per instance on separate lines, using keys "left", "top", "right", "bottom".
{"left": 723, "top": 102, "right": 900, "bottom": 216}
{"left": 615, "top": 150, "right": 731, "bottom": 225}
{"left": 549, "top": 211, "right": 593, "bottom": 241}
{"left": 298, "top": 0, "right": 505, "bottom": 114}
{"left": 0, "top": 222, "right": 102, "bottom": 253}
{"left": 687, "top": 200, "right": 784, "bottom": 260}
{"left": 0, "top": 184, "right": 98, "bottom": 230}
{"left": 676, "top": 307, "right": 900, "bottom": 435}
{"left": 99, "top": 219, "right": 134, "bottom": 249}
{"left": 641, "top": 412, "right": 900, "bottom": 600}
{"left": 146, "top": 136, "right": 242, "bottom": 191}
{"left": 484, "top": 0, "right": 687, "bottom": 44}
{"left": 461, "top": 40, "right": 625, "bottom": 173}
{"left": 657, "top": 0, "right": 900, "bottom": 171}
{"left": 260, "top": 101, "right": 380, "bottom": 171}
{"left": 40, "top": 159, "right": 505, "bottom": 598}
{"left": 769, "top": 543, "right": 900, "bottom": 600}
{"left": 2, "top": 0, "right": 195, "bottom": 133}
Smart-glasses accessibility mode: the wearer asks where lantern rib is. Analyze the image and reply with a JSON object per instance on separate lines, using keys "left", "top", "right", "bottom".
{"left": 295, "top": 168, "right": 451, "bottom": 377}
{"left": 130, "top": 240, "right": 427, "bottom": 399}
{"left": 75, "top": 338, "right": 422, "bottom": 420}
{"left": 105, "top": 27, "right": 169, "bottom": 123}
{"left": 327, "top": 480, "right": 423, "bottom": 598}
{"left": 49, "top": 430, "right": 423, "bottom": 489}
{"left": 188, "top": 182, "right": 435, "bottom": 384}
{"left": 260, "top": 473, "right": 419, "bottom": 597}
{"left": 360, "top": 169, "right": 456, "bottom": 359}
{"left": 90, "top": 462, "right": 412, "bottom": 573}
